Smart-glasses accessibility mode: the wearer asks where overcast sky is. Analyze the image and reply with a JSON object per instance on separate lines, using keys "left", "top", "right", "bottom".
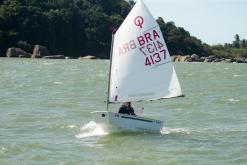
{"left": 140, "top": 0, "right": 247, "bottom": 45}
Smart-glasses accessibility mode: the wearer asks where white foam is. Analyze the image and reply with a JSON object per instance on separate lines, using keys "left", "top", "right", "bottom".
{"left": 160, "top": 127, "right": 191, "bottom": 135}
{"left": 43, "top": 62, "right": 54, "bottom": 65}
{"left": 60, "top": 124, "right": 77, "bottom": 129}
{"left": 53, "top": 81, "right": 63, "bottom": 85}
{"left": 75, "top": 121, "right": 108, "bottom": 139}
{"left": 67, "top": 125, "right": 77, "bottom": 128}
{"left": 227, "top": 98, "right": 240, "bottom": 103}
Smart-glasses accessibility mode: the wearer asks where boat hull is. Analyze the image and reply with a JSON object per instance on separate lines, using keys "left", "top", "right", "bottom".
{"left": 91, "top": 111, "right": 164, "bottom": 132}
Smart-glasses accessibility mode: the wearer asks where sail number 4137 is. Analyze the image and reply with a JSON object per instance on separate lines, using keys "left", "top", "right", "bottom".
{"left": 145, "top": 49, "right": 166, "bottom": 66}
{"left": 139, "top": 40, "right": 167, "bottom": 66}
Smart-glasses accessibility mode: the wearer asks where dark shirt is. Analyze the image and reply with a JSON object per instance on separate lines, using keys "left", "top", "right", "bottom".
{"left": 118, "top": 105, "right": 136, "bottom": 115}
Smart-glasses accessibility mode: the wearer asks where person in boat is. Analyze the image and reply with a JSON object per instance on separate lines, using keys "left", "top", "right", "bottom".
{"left": 118, "top": 102, "right": 136, "bottom": 115}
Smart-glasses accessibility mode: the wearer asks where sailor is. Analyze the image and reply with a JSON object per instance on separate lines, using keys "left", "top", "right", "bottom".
{"left": 118, "top": 102, "right": 136, "bottom": 115}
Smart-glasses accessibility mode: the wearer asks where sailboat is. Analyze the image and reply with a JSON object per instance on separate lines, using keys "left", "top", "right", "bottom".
{"left": 92, "top": 0, "right": 182, "bottom": 132}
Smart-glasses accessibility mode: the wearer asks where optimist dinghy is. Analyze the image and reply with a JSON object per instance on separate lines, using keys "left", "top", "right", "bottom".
{"left": 92, "top": 0, "right": 182, "bottom": 132}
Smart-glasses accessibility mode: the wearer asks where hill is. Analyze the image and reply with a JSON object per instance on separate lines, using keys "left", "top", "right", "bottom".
{"left": 0, "top": 0, "right": 246, "bottom": 59}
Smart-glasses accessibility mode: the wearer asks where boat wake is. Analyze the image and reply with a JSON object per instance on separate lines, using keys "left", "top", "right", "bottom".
{"left": 75, "top": 121, "right": 108, "bottom": 139}
{"left": 75, "top": 121, "right": 191, "bottom": 138}
{"left": 160, "top": 127, "right": 191, "bottom": 135}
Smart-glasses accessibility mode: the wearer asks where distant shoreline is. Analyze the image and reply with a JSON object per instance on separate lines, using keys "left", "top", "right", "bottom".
{"left": 2, "top": 55, "right": 247, "bottom": 64}
{"left": 4, "top": 46, "right": 247, "bottom": 63}
{"left": 172, "top": 54, "right": 247, "bottom": 63}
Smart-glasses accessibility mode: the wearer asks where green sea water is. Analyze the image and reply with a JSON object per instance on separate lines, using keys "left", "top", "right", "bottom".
{"left": 0, "top": 58, "right": 247, "bottom": 165}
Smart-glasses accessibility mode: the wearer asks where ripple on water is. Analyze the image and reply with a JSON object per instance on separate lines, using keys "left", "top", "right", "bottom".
{"left": 1, "top": 59, "right": 247, "bottom": 164}
{"left": 160, "top": 127, "right": 191, "bottom": 135}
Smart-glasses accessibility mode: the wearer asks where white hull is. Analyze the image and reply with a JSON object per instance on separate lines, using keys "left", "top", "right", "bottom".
{"left": 91, "top": 111, "right": 164, "bottom": 132}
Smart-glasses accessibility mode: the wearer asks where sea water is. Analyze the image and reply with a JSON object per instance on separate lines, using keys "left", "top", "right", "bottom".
{"left": 0, "top": 58, "right": 246, "bottom": 164}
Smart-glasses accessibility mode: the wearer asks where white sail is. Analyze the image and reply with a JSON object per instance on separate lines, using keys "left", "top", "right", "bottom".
{"left": 108, "top": 0, "right": 182, "bottom": 103}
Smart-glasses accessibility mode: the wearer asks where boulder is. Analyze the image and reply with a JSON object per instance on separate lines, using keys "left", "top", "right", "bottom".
{"left": 208, "top": 55, "right": 216, "bottom": 61}
{"left": 172, "top": 55, "right": 178, "bottom": 62}
{"left": 181, "top": 55, "right": 192, "bottom": 62}
{"left": 204, "top": 58, "right": 212, "bottom": 63}
{"left": 173, "top": 55, "right": 181, "bottom": 62}
{"left": 234, "top": 57, "right": 247, "bottom": 63}
{"left": 191, "top": 54, "right": 200, "bottom": 62}
{"left": 42, "top": 55, "right": 65, "bottom": 59}
{"left": 6, "top": 47, "right": 31, "bottom": 58}
{"left": 173, "top": 55, "right": 192, "bottom": 62}
{"left": 204, "top": 55, "right": 219, "bottom": 62}
{"left": 222, "top": 59, "right": 232, "bottom": 63}
{"left": 211, "top": 58, "right": 221, "bottom": 62}
{"left": 32, "top": 45, "right": 50, "bottom": 58}
{"left": 200, "top": 57, "right": 206, "bottom": 61}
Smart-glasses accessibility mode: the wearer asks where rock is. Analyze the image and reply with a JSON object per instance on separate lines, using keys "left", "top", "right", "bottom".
{"left": 172, "top": 54, "right": 245, "bottom": 63}
{"left": 198, "top": 57, "right": 205, "bottom": 62}
{"left": 191, "top": 54, "right": 200, "bottom": 62}
{"left": 203, "top": 58, "right": 209, "bottom": 63}
{"left": 234, "top": 57, "right": 247, "bottom": 63}
{"left": 79, "top": 55, "right": 97, "bottom": 59}
{"left": 173, "top": 55, "right": 179, "bottom": 62}
{"left": 204, "top": 58, "right": 212, "bottom": 63}
{"left": 213, "top": 58, "right": 222, "bottom": 63}
{"left": 200, "top": 57, "right": 206, "bottom": 61}
{"left": 223, "top": 59, "right": 232, "bottom": 63}
{"left": 32, "top": 45, "right": 50, "bottom": 58}
{"left": 42, "top": 55, "right": 65, "bottom": 59}
{"left": 173, "top": 55, "right": 190, "bottom": 62}
{"left": 204, "top": 55, "right": 219, "bottom": 63}
{"left": 6, "top": 47, "right": 31, "bottom": 58}
{"left": 181, "top": 55, "right": 192, "bottom": 62}
{"left": 173, "top": 55, "right": 195, "bottom": 62}
{"left": 206, "top": 55, "right": 217, "bottom": 62}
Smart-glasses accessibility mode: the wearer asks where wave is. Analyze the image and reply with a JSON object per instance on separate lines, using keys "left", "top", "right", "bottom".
{"left": 227, "top": 98, "right": 240, "bottom": 103}
{"left": 43, "top": 62, "right": 55, "bottom": 65}
{"left": 160, "top": 127, "right": 191, "bottom": 135}
{"left": 75, "top": 121, "right": 108, "bottom": 139}
{"left": 53, "top": 81, "right": 63, "bottom": 85}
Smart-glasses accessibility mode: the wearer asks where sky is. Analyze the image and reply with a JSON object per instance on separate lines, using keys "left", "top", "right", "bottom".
{"left": 140, "top": 0, "right": 247, "bottom": 45}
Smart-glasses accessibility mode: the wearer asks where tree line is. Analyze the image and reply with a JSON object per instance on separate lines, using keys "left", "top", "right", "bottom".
{"left": 0, "top": 0, "right": 132, "bottom": 58}
{"left": 212, "top": 34, "right": 247, "bottom": 58}
{"left": 0, "top": 0, "right": 246, "bottom": 58}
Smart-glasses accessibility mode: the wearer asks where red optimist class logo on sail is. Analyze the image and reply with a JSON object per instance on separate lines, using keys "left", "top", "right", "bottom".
{"left": 118, "top": 16, "right": 167, "bottom": 67}
{"left": 134, "top": 16, "right": 144, "bottom": 28}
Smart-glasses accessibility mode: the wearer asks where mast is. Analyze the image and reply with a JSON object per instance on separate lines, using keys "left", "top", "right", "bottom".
{"left": 106, "top": 33, "right": 115, "bottom": 111}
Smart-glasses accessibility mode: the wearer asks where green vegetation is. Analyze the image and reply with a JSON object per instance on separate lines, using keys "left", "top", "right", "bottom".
{"left": 0, "top": 0, "right": 131, "bottom": 58}
{"left": 0, "top": 0, "right": 246, "bottom": 59}
{"left": 211, "top": 34, "right": 247, "bottom": 58}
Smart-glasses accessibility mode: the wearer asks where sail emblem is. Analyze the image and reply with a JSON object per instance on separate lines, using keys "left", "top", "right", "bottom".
{"left": 134, "top": 16, "right": 144, "bottom": 28}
